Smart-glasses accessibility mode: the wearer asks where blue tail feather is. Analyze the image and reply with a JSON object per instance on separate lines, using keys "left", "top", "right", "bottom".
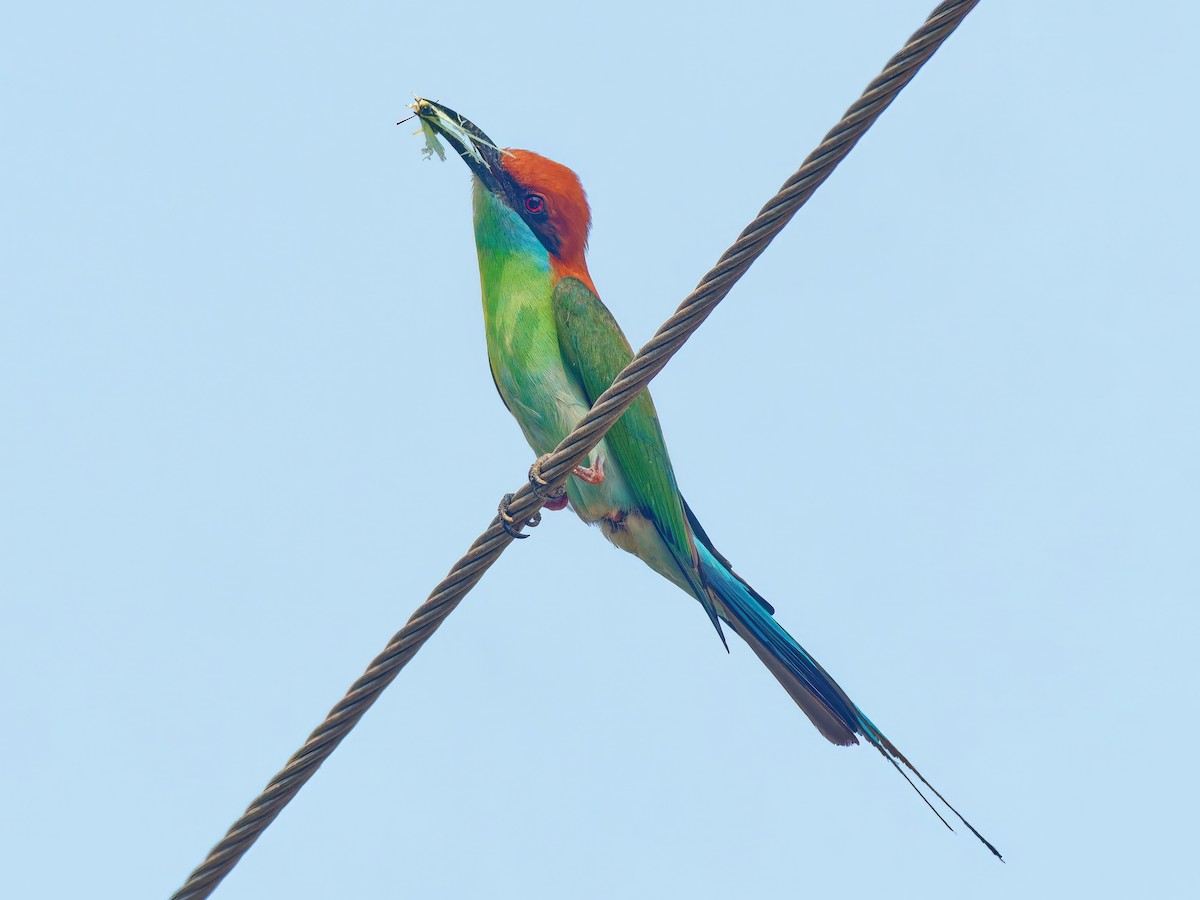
{"left": 695, "top": 541, "right": 1003, "bottom": 860}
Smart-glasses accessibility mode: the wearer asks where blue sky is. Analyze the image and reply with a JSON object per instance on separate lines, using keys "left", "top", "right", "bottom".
{"left": 3, "top": 1, "right": 1198, "bottom": 897}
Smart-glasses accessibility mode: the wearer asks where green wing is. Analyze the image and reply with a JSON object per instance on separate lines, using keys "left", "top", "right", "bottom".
{"left": 553, "top": 277, "right": 724, "bottom": 640}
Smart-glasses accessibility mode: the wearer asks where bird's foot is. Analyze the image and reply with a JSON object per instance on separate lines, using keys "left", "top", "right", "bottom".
{"left": 497, "top": 493, "right": 541, "bottom": 539}
{"left": 528, "top": 454, "right": 568, "bottom": 509}
{"left": 573, "top": 455, "right": 605, "bottom": 486}
{"left": 525, "top": 453, "right": 604, "bottom": 516}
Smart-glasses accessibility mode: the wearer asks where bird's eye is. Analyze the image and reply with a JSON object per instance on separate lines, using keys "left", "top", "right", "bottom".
{"left": 525, "top": 194, "right": 546, "bottom": 214}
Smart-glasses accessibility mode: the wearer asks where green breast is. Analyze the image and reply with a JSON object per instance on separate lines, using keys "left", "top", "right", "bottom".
{"left": 472, "top": 179, "right": 587, "bottom": 455}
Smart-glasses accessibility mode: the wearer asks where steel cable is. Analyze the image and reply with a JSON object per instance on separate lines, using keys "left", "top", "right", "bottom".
{"left": 170, "top": 2, "right": 980, "bottom": 896}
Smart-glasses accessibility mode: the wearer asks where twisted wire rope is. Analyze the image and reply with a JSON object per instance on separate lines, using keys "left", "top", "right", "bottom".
{"left": 171, "top": 3, "right": 980, "bottom": 896}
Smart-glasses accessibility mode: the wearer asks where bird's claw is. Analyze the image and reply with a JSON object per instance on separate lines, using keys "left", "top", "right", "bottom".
{"left": 498, "top": 492, "right": 541, "bottom": 539}
{"left": 528, "top": 454, "right": 568, "bottom": 505}
{"left": 525, "top": 453, "right": 605, "bottom": 518}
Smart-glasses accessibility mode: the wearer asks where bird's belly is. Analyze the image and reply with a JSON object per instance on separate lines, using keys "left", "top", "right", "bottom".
{"left": 493, "top": 360, "right": 639, "bottom": 517}
{"left": 488, "top": 334, "right": 682, "bottom": 588}
{"left": 587, "top": 500, "right": 695, "bottom": 594}
{"left": 489, "top": 356, "right": 581, "bottom": 453}
{"left": 496, "top": 367, "right": 631, "bottom": 524}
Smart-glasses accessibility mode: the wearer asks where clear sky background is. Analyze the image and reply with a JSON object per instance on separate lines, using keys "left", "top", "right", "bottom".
{"left": 3, "top": 1, "right": 1197, "bottom": 897}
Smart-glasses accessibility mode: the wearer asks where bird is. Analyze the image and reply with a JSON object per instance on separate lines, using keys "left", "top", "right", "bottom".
{"left": 410, "top": 97, "right": 1000, "bottom": 859}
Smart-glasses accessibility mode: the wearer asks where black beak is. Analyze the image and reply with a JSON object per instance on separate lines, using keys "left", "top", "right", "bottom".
{"left": 410, "top": 97, "right": 506, "bottom": 196}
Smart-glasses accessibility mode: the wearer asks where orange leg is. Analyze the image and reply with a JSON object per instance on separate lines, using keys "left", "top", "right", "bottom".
{"left": 572, "top": 455, "right": 605, "bottom": 486}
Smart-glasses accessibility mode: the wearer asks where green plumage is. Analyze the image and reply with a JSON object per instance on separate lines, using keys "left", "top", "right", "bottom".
{"left": 472, "top": 178, "right": 720, "bottom": 621}
{"left": 552, "top": 276, "right": 721, "bottom": 634}
{"left": 415, "top": 100, "right": 1001, "bottom": 857}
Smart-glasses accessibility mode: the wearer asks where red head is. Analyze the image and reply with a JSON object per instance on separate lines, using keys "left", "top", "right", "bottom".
{"left": 499, "top": 149, "right": 595, "bottom": 290}
{"left": 411, "top": 99, "right": 596, "bottom": 290}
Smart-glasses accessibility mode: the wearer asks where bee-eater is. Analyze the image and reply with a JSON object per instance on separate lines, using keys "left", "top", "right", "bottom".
{"left": 412, "top": 98, "right": 999, "bottom": 858}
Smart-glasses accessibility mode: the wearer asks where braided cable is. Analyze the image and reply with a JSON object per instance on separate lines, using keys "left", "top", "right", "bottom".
{"left": 170, "top": 3, "right": 979, "bottom": 896}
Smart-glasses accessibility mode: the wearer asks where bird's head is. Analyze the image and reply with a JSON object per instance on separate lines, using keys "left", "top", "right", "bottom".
{"left": 410, "top": 98, "right": 592, "bottom": 284}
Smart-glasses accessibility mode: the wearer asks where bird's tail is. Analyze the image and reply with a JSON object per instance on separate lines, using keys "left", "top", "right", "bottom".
{"left": 696, "top": 542, "right": 1002, "bottom": 860}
